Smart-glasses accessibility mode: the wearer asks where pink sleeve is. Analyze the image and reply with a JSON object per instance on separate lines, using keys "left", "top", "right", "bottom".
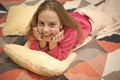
{"left": 29, "top": 33, "right": 41, "bottom": 51}
{"left": 46, "top": 30, "right": 78, "bottom": 61}
{"left": 70, "top": 12, "right": 91, "bottom": 43}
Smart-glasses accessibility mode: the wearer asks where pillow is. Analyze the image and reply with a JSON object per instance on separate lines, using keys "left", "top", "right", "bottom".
{"left": 75, "top": 5, "right": 114, "bottom": 36}
{"left": 2, "top": 4, "right": 38, "bottom": 36}
{"left": 3, "top": 44, "right": 76, "bottom": 76}
{"left": 103, "top": 0, "right": 120, "bottom": 20}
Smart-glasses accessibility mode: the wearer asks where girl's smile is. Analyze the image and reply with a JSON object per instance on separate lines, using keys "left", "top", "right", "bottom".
{"left": 41, "top": 33, "right": 53, "bottom": 40}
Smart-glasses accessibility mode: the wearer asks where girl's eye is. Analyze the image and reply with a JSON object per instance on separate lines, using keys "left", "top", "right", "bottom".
{"left": 38, "top": 21, "right": 44, "bottom": 26}
{"left": 49, "top": 23, "right": 56, "bottom": 27}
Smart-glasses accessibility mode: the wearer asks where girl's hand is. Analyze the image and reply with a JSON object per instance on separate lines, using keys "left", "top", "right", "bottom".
{"left": 33, "top": 27, "right": 46, "bottom": 49}
{"left": 33, "top": 27, "right": 44, "bottom": 41}
{"left": 48, "top": 30, "right": 64, "bottom": 51}
{"left": 51, "top": 30, "right": 64, "bottom": 43}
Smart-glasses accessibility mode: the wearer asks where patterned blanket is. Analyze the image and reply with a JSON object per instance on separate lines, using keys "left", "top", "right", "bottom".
{"left": 0, "top": 0, "right": 120, "bottom": 80}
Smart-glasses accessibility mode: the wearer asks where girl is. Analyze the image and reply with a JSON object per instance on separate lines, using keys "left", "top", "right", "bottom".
{"left": 27, "top": 0, "right": 91, "bottom": 60}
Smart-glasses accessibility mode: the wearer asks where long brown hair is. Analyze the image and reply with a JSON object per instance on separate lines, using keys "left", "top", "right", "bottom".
{"left": 27, "top": 0, "right": 82, "bottom": 41}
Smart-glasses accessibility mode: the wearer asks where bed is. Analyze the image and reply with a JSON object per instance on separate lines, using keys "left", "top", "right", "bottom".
{"left": 0, "top": 0, "right": 120, "bottom": 80}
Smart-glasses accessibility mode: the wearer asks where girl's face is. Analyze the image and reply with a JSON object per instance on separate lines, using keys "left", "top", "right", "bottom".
{"left": 37, "top": 10, "right": 62, "bottom": 41}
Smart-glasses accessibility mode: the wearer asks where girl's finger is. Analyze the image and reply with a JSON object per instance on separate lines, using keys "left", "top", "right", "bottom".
{"left": 52, "top": 37, "right": 55, "bottom": 41}
{"left": 33, "top": 27, "right": 41, "bottom": 40}
{"left": 61, "top": 30, "right": 64, "bottom": 33}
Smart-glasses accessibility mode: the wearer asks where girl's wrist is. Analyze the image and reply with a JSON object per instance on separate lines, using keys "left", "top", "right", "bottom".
{"left": 48, "top": 41, "right": 57, "bottom": 51}
{"left": 39, "top": 40, "right": 46, "bottom": 49}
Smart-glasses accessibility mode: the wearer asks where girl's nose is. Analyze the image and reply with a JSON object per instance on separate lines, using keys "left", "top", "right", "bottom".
{"left": 43, "top": 25, "right": 49, "bottom": 32}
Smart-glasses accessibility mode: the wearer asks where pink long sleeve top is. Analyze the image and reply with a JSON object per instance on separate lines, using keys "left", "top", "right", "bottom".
{"left": 29, "top": 12, "right": 91, "bottom": 60}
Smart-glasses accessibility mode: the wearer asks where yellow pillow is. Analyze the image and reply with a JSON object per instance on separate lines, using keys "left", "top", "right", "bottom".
{"left": 3, "top": 44, "right": 76, "bottom": 76}
{"left": 2, "top": 4, "right": 37, "bottom": 36}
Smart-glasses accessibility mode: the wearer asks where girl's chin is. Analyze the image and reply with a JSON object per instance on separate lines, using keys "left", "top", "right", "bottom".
{"left": 43, "top": 37, "right": 51, "bottom": 41}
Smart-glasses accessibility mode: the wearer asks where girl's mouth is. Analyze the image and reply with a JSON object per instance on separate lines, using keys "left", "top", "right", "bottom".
{"left": 43, "top": 33, "right": 52, "bottom": 37}
{"left": 42, "top": 33, "right": 53, "bottom": 40}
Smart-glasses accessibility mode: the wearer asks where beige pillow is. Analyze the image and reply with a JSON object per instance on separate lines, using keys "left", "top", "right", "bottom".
{"left": 103, "top": 0, "right": 120, "bottom": 20}
{"left": 2, "top": 4, "right": 38, "bottom": 36}
{"left": 75, "top": 5, "right": 113, "bottom": 36}
{"left": 3, "top": 44, "right": 76, "bottom": 76}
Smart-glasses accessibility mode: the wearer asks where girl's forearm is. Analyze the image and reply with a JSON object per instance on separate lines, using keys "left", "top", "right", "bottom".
{"left": 39, "top": 41, "right": 46, "bottom": 49}
{"left": 49, "top": 41, "right": 57, "bottom": 51}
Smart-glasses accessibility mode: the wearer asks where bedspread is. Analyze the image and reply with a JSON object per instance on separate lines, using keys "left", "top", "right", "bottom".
{"left": 0, "top": 0, "right": 120, "bottom": 80}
